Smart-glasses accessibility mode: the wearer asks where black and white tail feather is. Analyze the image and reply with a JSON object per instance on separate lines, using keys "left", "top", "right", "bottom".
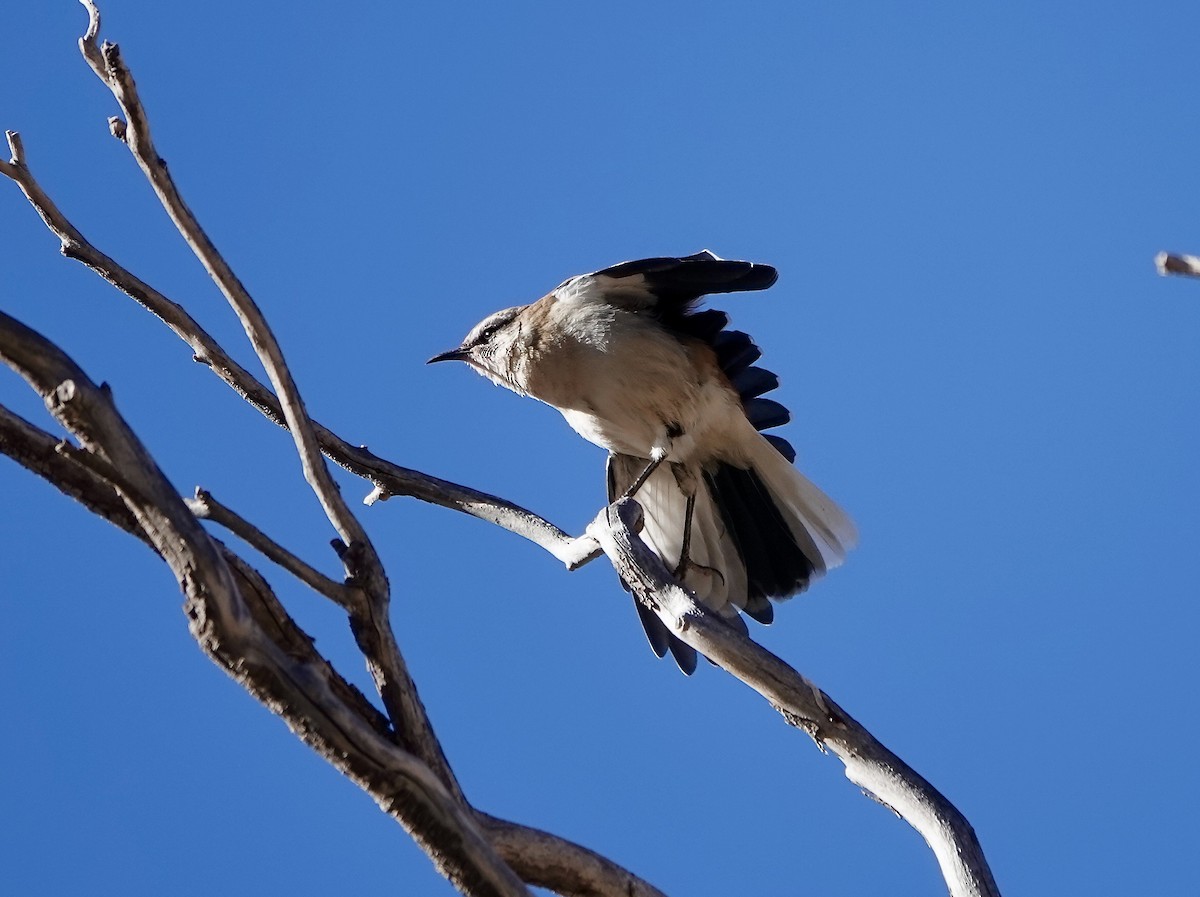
{"left": 600, "top": 251, "right": 856, "bottom": 674}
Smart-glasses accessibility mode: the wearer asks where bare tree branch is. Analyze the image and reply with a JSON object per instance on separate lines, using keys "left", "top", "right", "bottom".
{"left": 0, "top": 401, "right": 151, "bottom": 548}
{"left": 186, "top": 487, "right": 361, "bottom": 612}
{"left": 0, "top": 400, "right": 393, "bottom": 741}
{"left": 0, "top": 308, "right": 533, "bottom": 897}
{"left": 70, "top": 2, "right": 479, "bottom": 803}
{"left": 589, "top": 499, "right": 1001, "bottom": 897}
{"left": 6, "top": 110, "right": 464, "bottom": 804}
{"left": 1155, "top": 251, "right": 1200, "bottom": 278}
{"left": 0, "top": 129, "right": 600, "bottom": 570}
{"left": 77, "top": 3, "right": 383, "bottom": 595}
{"left": 1, "top": 389, "right": 666, "bottom": 897}
{"left": 478, "top": 814, "right": 669, "bottom": 897}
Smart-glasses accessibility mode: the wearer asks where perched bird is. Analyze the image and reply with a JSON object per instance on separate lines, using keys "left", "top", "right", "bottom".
{"left": 429, "top": 251, "right": 856, "bottom": 672}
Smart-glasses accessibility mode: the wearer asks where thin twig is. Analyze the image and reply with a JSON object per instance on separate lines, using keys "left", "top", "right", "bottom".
{"left": 1155, "top": 251, "right": 1200, "bottom": 278}
{"left": 187, "top": 488, "right": 362, "bottom": 612}
{"left": 5, "top": 130, "right": 26, "bottom": 165}
{"left": 77, "top": 0, "right": 386, "bottom": 601}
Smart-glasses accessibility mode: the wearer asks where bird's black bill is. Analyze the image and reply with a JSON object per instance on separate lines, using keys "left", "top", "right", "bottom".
{"left": 427, "top": 348, "right": 468, "bottom": 364}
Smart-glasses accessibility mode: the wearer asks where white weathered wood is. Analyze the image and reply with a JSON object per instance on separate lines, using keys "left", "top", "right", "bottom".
{"left": 589, "top": 499, "right": 1002, "bottom": 897}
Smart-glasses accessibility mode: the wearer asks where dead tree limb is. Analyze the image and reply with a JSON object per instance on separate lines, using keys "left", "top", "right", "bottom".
{"left": 591, "top": 500, "right": 1001, "bottom": 897}
{"left": 0, "top": 310, "right": 529, "bottom": 897}
{"left": 1155, "top": 251, "right": 1200, "bottom": 278}
{"left": 2, "top": 364, "right": 670, "bottom": 897}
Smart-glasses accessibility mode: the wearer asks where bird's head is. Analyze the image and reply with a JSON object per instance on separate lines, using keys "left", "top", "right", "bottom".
{"left": 428, "top": 304, "right": 531, "bottom": 394}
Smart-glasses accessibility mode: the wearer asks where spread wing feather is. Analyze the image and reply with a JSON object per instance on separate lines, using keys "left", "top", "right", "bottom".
{"left": 591, "top": 253, "right": 852, "bottom": 673}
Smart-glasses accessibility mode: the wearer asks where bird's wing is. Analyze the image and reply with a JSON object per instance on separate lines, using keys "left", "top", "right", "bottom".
{"left": 556, "top": 251, "right": 778, "bottom": 324}
{"left": 562, "top": 252, "right": 796, "bottom": 461}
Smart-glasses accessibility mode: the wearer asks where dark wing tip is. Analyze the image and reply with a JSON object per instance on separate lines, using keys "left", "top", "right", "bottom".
{"left": 712, "top": 330, "right": 762, "bottom": 377}
{"left": 679, "top": 250, "right": 778, "bottom": 291}
{"left": 593, "top": 256, "right": 682, "bottom": 280}
{"left": 635, "top": 600, "right": 671, "bottom": 658}
{"left": 743, "top": 594, "right": 775, "bottom": 625}
{"left": 764, "top": 434, "right": 797, "bottom": 463}
{"left": 744, "top": 397, "right": 791, "bottom": 431}
{"left": 673, "top": 308, "right": 729, "bottom": 343}
{"left": 635, "top": 597, "right": 698, "bottom": 673}
{"left": 667, "top": 637, "right": 699, "bottom": 675}
{"left": 731, "top": 366, "right": 780, "bottom": 401}
{"left": 593, "top": 253, "right": 777, "bottom": 297}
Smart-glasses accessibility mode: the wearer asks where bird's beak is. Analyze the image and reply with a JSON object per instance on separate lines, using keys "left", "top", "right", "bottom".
{"left": 427, "top": 347, "right": 469, "bottom": 365}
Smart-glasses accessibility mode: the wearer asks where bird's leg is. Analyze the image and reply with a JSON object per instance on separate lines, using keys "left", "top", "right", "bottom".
{"left": 620, "top": 447, "right": 668, "bottom": 500}
{"left": 674, "top": 491, "right": 697, "bottom": 579}
{"left": 670, "top": 480, "right": 722, "bottom": 587}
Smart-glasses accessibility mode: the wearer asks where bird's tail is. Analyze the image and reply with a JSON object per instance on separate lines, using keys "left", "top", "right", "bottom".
{"left": 607, "top": 440, "right": 855, "bottom": 674}
{"left": 714, "top": 431, "right": 857, "bottom": 613}
{"left": 608, "top": 286, "right": 855, "bottom": 672}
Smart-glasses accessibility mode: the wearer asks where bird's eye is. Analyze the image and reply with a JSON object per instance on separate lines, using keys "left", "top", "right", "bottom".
{"left": 473, "top": 313, "right": 518, "bottom": 346}
{"left": 473, "top": 324, "right": 501, "bottom": 346}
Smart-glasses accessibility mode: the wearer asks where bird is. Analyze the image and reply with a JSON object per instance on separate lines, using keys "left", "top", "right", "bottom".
{"left": 428, "top": 251, "right": 856, "bottom": 673}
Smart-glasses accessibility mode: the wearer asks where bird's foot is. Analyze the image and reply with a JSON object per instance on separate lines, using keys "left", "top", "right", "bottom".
{"left": 674, "top": 557, "right": 724, "bottom": 589}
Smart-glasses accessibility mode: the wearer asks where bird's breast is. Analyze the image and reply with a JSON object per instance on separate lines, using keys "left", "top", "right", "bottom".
{"left": 522, "top": 308, "right": 744, "bottom": 463}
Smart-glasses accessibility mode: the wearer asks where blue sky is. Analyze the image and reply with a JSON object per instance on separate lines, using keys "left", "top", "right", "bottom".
{"left": 3, "top": 2, "right": 1198, "bottom": 894}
